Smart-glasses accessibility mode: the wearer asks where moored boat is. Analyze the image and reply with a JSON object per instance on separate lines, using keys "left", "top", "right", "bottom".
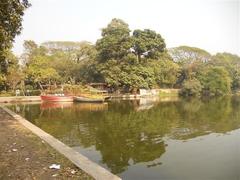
{"left": 40, "top": 95, "right": 73, "bottom": 102}
{"left": 104, "top": 96, "right": 111, "bottom": 101}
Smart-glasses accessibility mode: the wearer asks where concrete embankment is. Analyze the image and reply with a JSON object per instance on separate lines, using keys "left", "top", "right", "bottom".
{"left": 111, "top": 94, "right": 141, "bottom": 99}
{"left": 0, "top": 96, "right": 41, "bottom": 103}
{"left": 110, "top": 89, "right": 180, "bottom": 99}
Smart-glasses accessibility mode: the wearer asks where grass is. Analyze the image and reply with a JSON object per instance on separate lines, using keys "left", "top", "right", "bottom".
{"left": 159, "top": 91, "right": 179, "bottom": 97}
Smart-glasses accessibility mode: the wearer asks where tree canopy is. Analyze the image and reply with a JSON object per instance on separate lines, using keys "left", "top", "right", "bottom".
{"left": 0, "top": 0, "right": 30, "bottom": 61}
{"left": 96, "top": 18, "right": 132, "bottom": 62}
{"left": 132, "top": 29, "right": 166, "bottom": 60}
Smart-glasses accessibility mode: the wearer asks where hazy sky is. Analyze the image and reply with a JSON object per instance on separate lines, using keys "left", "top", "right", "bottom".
{"left": 13, "top": 0, "right": 240, "bottom": 55}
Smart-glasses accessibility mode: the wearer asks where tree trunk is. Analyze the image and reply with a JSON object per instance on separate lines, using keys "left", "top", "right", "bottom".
{"left": 21, "top": 80, "right": 25, "bottom": 96}
{"left": 137, "top": 54, "right": 141, "bottom": 63}
{"left": 38, "top": 81, "right": 43, "bottom": 90}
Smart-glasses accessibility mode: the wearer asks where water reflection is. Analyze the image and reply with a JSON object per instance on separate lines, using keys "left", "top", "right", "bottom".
{"left": 40, "top": 102, "right": 73, "bottom": 110}
{"left": 9, "top": 96, "right": 240, "bottom": 177}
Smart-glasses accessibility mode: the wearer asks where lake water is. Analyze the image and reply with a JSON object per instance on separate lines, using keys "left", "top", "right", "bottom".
{"left": 9, "top": 96, "right": 240, "bottom": 180}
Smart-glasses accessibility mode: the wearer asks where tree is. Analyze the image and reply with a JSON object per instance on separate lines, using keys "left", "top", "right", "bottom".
{"left": 41, "top": 41, "right": 96, "bottom": 62}
{"left": 0, "top": 50, "right": 23, "bottom": 91}
{"left": 180, "top": 79, "right": 202, "bottom": 97}
{"left": 6, "top": 67, "right": 24, "bottom": 91}
{"left": 48, "top": 51, "right": 79, "bottom": 83}
{"left": 96, "top": 59, "right": 121, "bottom": 88}
{"left": 96, "top": 18, "right": 132, "bottom": 61}
{"left": 209, "top": 53, "right": 240, "bottom": 90}
{"left": 46, "top": 41, "right": 97, "bottom": 83}
{"left": 169, "top": 46, "right": 211, "bottom": 64}
{"left": 169, "top": 46, "right": 211, "bottom": 84}
{"left": 0, "top": 74, "right": 6, "bottom": 90}
{"left": 74, "top": 42, "right": 97, "bottom": 63}
{"left": 0, "top": 0, "right": 30, "bottom": 64}
{"left": 25, "top": 55, "right": 60, "bottom": 89}
{"left": 132, "top": 29, "right": 166, "bottom": 61}
{"left": 21, "top": 40, "right": 38, "bottom": 65}
{"left": 96, "top": 60, "right": 156, "bottom": 92}
{"left": 120, "top": 63, "right": 155, "bottom": 91}
{"left": 21, "top": 40, "right": 49, "bottom": 67}
{"left": 150, "top": 59, "right": 180, "bottom": 88}
{"left": 23, "top": 40, "right": 38, "bottom": 55}
{"left": 5, "top": 50, "right": 24, "bottom": 90}
{"left": 200, "top": 66, "right": 232, "bottom": 96}
{"left": 94, "top": 19, "right": 179, "bottom": 91}
{"left": 22, "top": 40, "right": 99, "bottom": 87}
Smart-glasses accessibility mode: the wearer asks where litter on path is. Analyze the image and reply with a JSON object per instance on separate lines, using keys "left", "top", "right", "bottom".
{"left": 49, "top": 164, "right": 61, "bottom": 170}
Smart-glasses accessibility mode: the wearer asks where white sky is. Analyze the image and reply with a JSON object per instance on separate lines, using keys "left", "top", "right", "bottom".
{"left": 13, "top": 0, "right": 240, "bottom": 55}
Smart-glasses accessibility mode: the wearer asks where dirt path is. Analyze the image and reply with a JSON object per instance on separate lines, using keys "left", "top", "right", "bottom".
{"left": 0, "top": 108, "right": 93, "bottom": 180}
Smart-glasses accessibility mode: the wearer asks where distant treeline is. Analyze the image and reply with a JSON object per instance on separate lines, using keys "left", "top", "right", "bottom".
{"left": 0, "top": 18, "right": 240, "bottom": 96}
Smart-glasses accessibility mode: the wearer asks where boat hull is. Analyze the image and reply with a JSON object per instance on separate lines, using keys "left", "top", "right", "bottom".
{"left": 40, "top": 95, "right": 73, "bottom": 102}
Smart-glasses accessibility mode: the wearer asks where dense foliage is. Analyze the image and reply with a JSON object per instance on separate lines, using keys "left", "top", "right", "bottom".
{"left": 94, "top": 19, "right": 177, "bottom": 92}
{"left": 0, "top": 0, "right": 30, "bottom": 71}
{"left": 0, "top": 17, "right": 239, "bottom": 96}
{"left": 169, "top": 46, "right": 239, "bottom": 96}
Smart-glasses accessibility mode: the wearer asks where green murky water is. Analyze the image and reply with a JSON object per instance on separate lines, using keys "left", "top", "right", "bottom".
{"left": 9, "top": 96, "right": 240, "bottom": 180}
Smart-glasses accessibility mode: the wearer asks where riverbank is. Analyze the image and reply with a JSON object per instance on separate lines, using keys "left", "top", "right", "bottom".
{"left": 0, "top": 107, "right": 93, "bottom": 179}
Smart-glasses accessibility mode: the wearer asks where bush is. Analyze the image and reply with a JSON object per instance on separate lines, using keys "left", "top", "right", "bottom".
{"left": 30, "top": 90, "right": 41, "bottom": 96}
{"left": 180, "top": 79, "right": 202, "bottom": 97}
{"left": 0, "top": 91, "right": 15, "bottom": 97}
{"left": 200, "top": 67, "right": 232, "bottom": 96}
{"left": 25, "top": 85, "right": 34, "bottom": 90}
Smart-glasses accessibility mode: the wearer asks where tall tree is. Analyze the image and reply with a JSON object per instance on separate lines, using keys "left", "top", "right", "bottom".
{"left": 169, "top": 46, "right": 211, "bottom": 64}
{"left": 169, "top": 46, "right": 211, "bottom": 83}
{"left": 96, "top": 18, "right": 132, "bottom": 61}
{"left": 21, "top": 40, "right": 39, "bottom": 65}
{"left": 94, "top": 19, "right": 179, "bottom": 91}
{"left": 0, "top": 0, "right": 30, "bottom": 66}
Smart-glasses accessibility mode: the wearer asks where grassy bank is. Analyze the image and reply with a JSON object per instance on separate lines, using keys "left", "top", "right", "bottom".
{"left": 158, "top": 89, "right": 180, "bottom": 97}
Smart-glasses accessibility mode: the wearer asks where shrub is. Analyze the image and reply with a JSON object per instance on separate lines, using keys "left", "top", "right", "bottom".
{"left": 180, "top": 79, "right": 202, "bottom": 97}
{"left": 201, "top": 67, "right": 232, "bottom": 96}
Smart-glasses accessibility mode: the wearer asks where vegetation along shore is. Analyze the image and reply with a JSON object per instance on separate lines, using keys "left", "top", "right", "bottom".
{"left": 0, "top": 18, "right": 240, "bottom": 98}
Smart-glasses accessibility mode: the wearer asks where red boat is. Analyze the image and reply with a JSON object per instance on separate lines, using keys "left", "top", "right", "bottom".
{"left": 40, "top": 95, "right": 73, "bottom": 102}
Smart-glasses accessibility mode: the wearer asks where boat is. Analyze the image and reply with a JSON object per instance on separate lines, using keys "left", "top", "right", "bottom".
{"left": 104, "top": 96, "right": 111, "bottom": 101}
{"left": 73, "top": 96, "right": 105, "bottom": 103}
{"left": 40, "top": 94, "right": 73, "bottom": 102}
